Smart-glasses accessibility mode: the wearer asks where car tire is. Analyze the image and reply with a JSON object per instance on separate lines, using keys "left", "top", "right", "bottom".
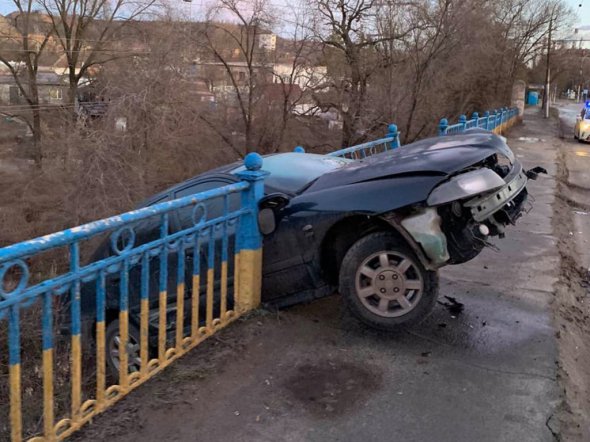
{"left": 339, "top": 232, "right": 438, "bottom": 330}
{"left": 105, "top": 319, "right": 142, "bottom": 380}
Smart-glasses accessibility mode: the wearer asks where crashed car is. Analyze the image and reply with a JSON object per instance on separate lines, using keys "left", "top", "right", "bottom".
{"left": 575, "top": 104, "right": 590, "bottom": 142}
{"left": 81, "top": 129, "right": 543, "bottom": 375}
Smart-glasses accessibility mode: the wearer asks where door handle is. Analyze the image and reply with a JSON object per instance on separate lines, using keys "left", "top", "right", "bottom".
{"left": 302, "top": 224, "right": 314, "bottom": 237}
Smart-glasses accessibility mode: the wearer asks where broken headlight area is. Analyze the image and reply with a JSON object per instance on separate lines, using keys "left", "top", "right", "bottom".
{"left": 427, "top": 160, "right": 528, "bottom": 264}
{"left": 493, "top": 153, "right": 513, "bottom": 178}
{"left": 426, "top": 167, "right": 505, "bottom": 206}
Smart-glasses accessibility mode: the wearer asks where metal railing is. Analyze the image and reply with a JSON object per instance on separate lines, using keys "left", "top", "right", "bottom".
{"left": 327, "top": 107, "right": 520, "bottom": 159}
{"left": 0, "top": 153, "right": 267, "bottom": 442}
{"left": 328, "top": 124, "right": 401, "bottom": 159}
{"left": 439, "top": 107, "right": 519, "bottom": 135}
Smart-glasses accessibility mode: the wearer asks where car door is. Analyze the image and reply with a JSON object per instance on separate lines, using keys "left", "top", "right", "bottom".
{"left": 260, "top": 198, "right": 319, "bottom": 302}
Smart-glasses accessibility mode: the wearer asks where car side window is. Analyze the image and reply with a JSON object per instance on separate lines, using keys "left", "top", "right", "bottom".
{"left": 174, "top": 179, "right": 241, "bottom": 230}
{"left": 133, "top": 195, "right": 169, "bottom": 245}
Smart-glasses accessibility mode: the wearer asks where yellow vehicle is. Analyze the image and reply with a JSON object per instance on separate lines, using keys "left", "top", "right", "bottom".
{"left": 575, "top": 104, "right": 590, "bottom": 142}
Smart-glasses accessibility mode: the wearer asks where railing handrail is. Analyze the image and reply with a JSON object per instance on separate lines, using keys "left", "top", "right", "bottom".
{"left": 0, "top": 182, "right": 249, "bottom": 263}
{"left": 328, "top": 136, "right": 396, "bottom": 157}
{"left": 325, "top": 106, "right": 519, "bottom": 159}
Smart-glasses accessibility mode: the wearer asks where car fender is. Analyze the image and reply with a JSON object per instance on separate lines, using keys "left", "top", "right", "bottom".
{"left": 380, "top": 210, "right": 448, "bottom": 271}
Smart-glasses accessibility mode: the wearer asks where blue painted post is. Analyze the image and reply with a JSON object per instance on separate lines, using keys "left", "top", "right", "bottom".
{"left": 484, "top": 111, "right": 490, "bottom": 130}
{"left": 471, "top": 112, "right": 479, "bottom": 129}
{"left": 459, "top": 114, "right": 467, "bottom": 133}
{"left": 387, "top": 123, "right": 400, "bottom": 149}
{"left": 293, "top": 146, "right": 305, "bottom": 153}
{"left": 439, "top": 118, "right": 448, "bottom": 136}
{"left": 234, "top": 153, "right": 268, "bottom": 312}
{"left": 492, "top": 110, "right": 498, "bottom": 130}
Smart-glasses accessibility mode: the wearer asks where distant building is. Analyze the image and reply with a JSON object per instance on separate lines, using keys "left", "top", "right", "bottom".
{"left": 0, "top": 67, "right": 67, "bottom": 105}
{"left": 272, "top": 63, "right": 328, "bottom": 90}
{"left": 561, "top": 26, "right": 590, "bottom": 50}
{"left": 258, "top": 33, "right": 277, "bottom": 51}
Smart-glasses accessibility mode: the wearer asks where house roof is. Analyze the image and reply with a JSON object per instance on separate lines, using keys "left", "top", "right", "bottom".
{"left": 0, "top": 71, "right": 65, "bottom": 85}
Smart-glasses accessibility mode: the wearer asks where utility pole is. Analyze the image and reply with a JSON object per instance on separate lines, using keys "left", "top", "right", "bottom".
{"left": 544, "top": 11, "right": 554, "bottom": 118}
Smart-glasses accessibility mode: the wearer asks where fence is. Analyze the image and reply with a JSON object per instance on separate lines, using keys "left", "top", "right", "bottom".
{"left": 329, "top": 106, "right": 520, "bottom": 159}
{"left": 0, "top": 153, "right": 266, "bottom": 442}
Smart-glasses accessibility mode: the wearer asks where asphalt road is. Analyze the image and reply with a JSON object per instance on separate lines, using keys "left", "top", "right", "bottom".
{"left": 77, "top": 109, "right": 563, "bottom": 442}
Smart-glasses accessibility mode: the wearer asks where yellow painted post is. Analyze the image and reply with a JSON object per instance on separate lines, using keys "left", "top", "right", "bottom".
{"left": 191, "top": 273, "right": 200, "bottom": 339}
{"left": 9, "top": 363, "right": 22, "bottom": 442}
{"left": 42, "top": 292, "right": 54, "bottom": 439}
{"left": 69, "top": 243, "right": 82, "bottom": 424}
{"left": 234, "top": 153, "right": 268, "bottom": 314}
{"left": 236, "top": 249, "right": 263, "bottom": 312}
{"left": 8, "top": 304, "right": 22, "bottom": 442}
{"left": 96, "top": 272, "right": 106, "bottom": 408}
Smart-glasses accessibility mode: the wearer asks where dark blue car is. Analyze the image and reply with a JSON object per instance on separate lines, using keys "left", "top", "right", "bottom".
{"left": 82, "top": 131, "right": 534, "bottom": 376}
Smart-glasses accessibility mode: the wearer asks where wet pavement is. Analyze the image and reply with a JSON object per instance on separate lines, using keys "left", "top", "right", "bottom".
{"left": 78, "top": 109, "right": 562, "bottom": 442}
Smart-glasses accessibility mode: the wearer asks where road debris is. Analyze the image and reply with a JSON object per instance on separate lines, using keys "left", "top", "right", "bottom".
{"left": 437, "top": 296, "right": 465, "bottom": 315}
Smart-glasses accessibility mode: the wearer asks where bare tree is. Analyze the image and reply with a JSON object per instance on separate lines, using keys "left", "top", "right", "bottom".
{"left": 492, "top": 0, "right": 572, "bottom": 99}
{"left": 0, "top": 1, "right": 53, "bottom": 166}
{"left": 38, "top": 0, "right": 157, "bottom": 113}
{"left": 198, "top": 0, "right": 276, "bottom": 155}
{"left": 311, "top": 0, "right": 415, "bottom": 146}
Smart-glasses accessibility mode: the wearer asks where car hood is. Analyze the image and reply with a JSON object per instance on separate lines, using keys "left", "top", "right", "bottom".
{"left": 308, "top": 132, "right": 513, "bottom": 192}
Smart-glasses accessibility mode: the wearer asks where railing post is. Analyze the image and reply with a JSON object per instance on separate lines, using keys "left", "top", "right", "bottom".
{"left": 472, "top": 112, "right": 479, "bottom": 129}
{"left": 439, "top": 118, "right": 448, "bottom": 136}
{"left": 459, "top": 114, "right": 467, "bottom": 132}
{"left": 492, "top": 109, "right": 498, "bottom": 130}
{"left": 484, "top": 111, "right": 490, "bottom": 130}
{"left": 387, "top": 123, "right": 400, "bottom": 149}
{"left": 234, "top": 153, "right": 268, "bottom": 313}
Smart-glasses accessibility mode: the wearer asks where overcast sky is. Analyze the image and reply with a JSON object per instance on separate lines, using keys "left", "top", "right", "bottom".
{"left": 1, "top": 0, "right": 590, "bottom": 28}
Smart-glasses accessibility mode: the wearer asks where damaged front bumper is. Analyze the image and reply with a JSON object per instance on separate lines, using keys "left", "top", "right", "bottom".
{"left": 463, "top": 162, "right": 527, "bottom": 222}
{"left": 390, "top": 160, "right": 534, "bottom": 269}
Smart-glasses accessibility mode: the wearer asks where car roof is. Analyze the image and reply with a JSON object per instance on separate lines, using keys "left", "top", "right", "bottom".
{"left": 138, "top": 153, "right": 354, "bottom": 207}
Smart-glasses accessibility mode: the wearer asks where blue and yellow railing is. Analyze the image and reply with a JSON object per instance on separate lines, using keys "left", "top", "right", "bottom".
{"left": 328, "top": 107, "right": 520, "bottom": 159}
{"left": 439, "top": 107, "right": 520, "bottom": 136}
{"left": 0, "top": 153, "right": 267, "bottom": 442}
{"left": 328, "top": 124, "right": 401, "bottom": 159}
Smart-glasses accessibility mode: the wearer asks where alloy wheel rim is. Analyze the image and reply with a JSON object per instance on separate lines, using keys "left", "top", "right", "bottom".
{"left": 354, "top": 250, "right": 423, "bottom": 318}
{"left": 109, "top": 333, "right": 142, "bottom": 373}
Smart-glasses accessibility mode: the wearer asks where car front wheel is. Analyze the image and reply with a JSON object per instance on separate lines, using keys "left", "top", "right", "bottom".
{"left": 339, "top": 232, "right": 438, "bottom": 330}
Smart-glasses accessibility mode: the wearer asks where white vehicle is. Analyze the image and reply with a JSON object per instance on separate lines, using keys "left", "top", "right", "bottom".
{"left": 574, "top": 104, "right": 590, "bottom": 142}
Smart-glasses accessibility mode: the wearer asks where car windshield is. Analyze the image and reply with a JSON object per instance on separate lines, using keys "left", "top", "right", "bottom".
{"left": 231, "top": 152, "right": 354, "bottom": 193}
{"left": 583, "top": 108, "right": 590, "bottom": 119}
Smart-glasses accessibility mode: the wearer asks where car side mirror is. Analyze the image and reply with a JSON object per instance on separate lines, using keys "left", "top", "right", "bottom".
{"left": 258, "top": 208, "right": 276, "bottom": 235}
{"left": 259, "top": 193, "right": 290, "bottom": 211}
{"left": 258, "top": 193, "right": 290, "bottom": 235}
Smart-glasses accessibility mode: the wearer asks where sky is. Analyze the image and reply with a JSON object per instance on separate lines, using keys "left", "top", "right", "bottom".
{"left": 1, "top": 0, "right": 590, "bottom": 27}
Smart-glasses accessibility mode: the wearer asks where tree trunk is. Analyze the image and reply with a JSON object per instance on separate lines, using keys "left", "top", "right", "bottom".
{"left": 31, "top": 108, "right": 42, "bottom": 168}
{"left": 27, "top": 69, "right": 42, "bottom": 168}
{"left": 68, "top": 80, "right": 78, "bottom": 117}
